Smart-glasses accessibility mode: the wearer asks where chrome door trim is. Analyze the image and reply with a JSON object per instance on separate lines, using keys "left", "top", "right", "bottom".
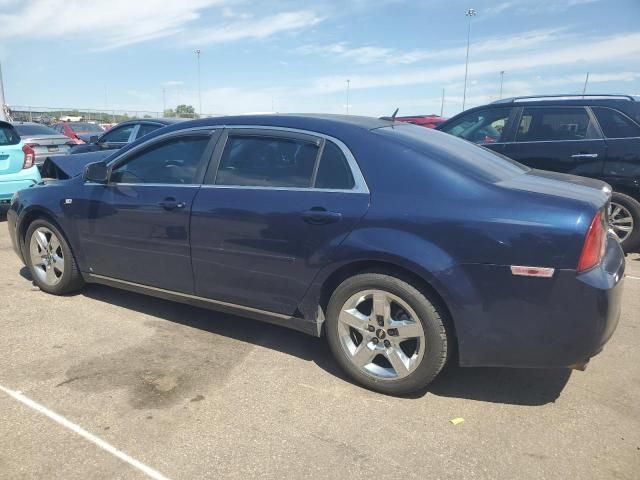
{"left": 211, "top": 125, "right": 369, "bottom": 194}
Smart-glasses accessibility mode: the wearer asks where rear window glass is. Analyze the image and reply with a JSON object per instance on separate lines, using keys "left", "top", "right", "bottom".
{"left": 592, "top": 107, "right": 640, "bottom": 138}
{"left": 516, "top": 106, "right": 600, "bottom": 142}
{"left": 13, "top": 123, "right": 59, "bottom": 136}
{"left": 0, "top": 125, "right": 20, "bottom": 146}
{"left": 375, "top": 123, "right": 529, "bottom": 183}
{"left": 68, "top": 122, "right": 104, "bottom": 132}
{"left": 216, "top": 135, "right": 319, "bottom": 188}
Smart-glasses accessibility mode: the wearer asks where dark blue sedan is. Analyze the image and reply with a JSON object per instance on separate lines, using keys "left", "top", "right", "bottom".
{"left": 6, "top": 114, "right": 625, "bottom": 394}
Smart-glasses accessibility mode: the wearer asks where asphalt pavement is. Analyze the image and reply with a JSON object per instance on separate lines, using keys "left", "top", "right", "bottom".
{"left": 0, "top": 217, "right": 639, "bottom": 480}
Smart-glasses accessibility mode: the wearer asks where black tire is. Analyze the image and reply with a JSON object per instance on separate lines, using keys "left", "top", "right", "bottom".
{"left": 24, "top": 219, "right": 84, "bottom": 295}
{"left": 610, "top": 192, "right": 640, "bottom": 253}
{"left": 325, "top": 273, "right": 449, "bottom": 395}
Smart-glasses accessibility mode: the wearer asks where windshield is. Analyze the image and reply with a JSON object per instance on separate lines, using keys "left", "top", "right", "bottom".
{"left": 375, "top": 123, "right": 529, "bottom": 183}
{"left": 13, "top": 123, "right": 59, "bottom": 136}
{"left": 0, "top": 124, "right": 21, "bottom": 146}
{"left": 68, "top": 122, "right": 104, "bottom": 133}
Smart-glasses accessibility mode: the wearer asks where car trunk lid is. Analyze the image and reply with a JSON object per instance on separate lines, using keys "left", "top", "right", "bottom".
{"left": 497, "top": 168, "right": 611, "bottom": 209}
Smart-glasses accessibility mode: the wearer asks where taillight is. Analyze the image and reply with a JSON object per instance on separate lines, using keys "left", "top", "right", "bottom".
{"left": 22, "top": 144, "right": 35, "bottom": 169}
{"left": 577, "top": 211, "right": 607, "bottom": 272}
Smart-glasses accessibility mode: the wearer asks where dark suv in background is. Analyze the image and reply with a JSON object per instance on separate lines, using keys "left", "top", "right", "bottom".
{"left": 438, "top": 94, "right": 640, "bottom": 252}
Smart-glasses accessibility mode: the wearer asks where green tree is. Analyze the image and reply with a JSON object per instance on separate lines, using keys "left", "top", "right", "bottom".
{"left": 175, "top": 104, "right": 198, "bottom": 119}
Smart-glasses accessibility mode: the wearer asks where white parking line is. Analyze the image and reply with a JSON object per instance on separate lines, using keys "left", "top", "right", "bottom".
{"left": 627, "top": 275, "right": 640, "bottom": 280}
{"left": 0, "top": 384, "right": 172, "bottom": 480}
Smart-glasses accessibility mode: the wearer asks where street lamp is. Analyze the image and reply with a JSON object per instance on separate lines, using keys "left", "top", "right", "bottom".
{"left": 195, "top": 49, "right": 202, "bottom": 118}
{"left": 346, "top": 79, "right": 351, "bottom": 115}
{"left": 462, "top": 8, "right": 477, "bottom": 111}
{"left": 499, "top": 70, "right": 505, "bottom": 100}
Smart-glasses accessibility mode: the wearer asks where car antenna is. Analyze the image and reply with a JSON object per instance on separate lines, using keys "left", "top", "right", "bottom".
{"left": 390, "top": 108, "right": 399, "bottom": 121}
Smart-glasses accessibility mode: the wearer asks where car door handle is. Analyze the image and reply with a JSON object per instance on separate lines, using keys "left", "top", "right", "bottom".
{"left": 302, "top": 207, "right": 342, "bottom": 225}
{"left": 158, "top": 198, "right": 186, "bottom": 210}
{"left": 570, "top": 153, "right": 599, "bottom": 159}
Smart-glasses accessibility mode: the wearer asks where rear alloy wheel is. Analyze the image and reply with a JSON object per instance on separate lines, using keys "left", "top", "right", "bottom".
{"left": 609, "top": 192, "right": 640, "bottom": 253}
{"left": 326, "top": 273, "right": 449, "bottom": 395}
{"left": 25, "top": 219, "right": 84, "bottom": 295}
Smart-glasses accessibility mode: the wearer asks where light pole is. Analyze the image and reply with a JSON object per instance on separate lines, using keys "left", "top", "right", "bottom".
{"left": 462, "top": 8, "right": 477, "bottom": 111}
{"left": 195, "top": 49, "right": 202, "bottom": 118}
{"left": 346, "top": 79, "right": 350, "bottom": 115}
{"left": 499, "top": 70, "right": 505, "bottom": 99}
{"left": 162, "top": 87, "right": 166, "bottom": 117}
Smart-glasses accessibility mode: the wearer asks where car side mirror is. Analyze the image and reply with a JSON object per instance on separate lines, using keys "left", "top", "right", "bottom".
{"left": 89, "top": 135, "right": 100, "bottom": 144}
{"left": 83, "top": 161, "right": 109, "bottom": 183}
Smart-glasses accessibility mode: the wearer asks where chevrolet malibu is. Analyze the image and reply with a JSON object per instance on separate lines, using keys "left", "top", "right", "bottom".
{"left": 6, "top": 115, "right": 624, "bottom": 395}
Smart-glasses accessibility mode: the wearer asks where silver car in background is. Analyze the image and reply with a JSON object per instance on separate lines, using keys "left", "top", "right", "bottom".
{"left": 12, "top": 122, "right": 74, "bottom": 166}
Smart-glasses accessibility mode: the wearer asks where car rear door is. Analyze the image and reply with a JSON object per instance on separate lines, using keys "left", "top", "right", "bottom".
{"left": 190, "top": 128, "right": 370, "bottom": 315}
{"left": 502, "top": 106, "right": 606, "bottom": 176}
{"left": 590, "top": 106, "right": 640, "bottom": 186}
{"left": 76, "top": 129, "right": 220, "bottom": 293}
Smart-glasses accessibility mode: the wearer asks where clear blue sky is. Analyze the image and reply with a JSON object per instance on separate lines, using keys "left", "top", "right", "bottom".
{"left": 1, "top": 0, "right": 639, "bottom": 117}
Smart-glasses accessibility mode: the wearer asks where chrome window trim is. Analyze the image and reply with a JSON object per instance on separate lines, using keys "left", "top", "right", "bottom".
{"left": 106, "top": 126, "right": 217, "bottom": 168}
{"left": 104, "top": 124, "right": 369, "bottom": 194}
{"left": 209, "top": 125, "right": 369, "bottom": 194}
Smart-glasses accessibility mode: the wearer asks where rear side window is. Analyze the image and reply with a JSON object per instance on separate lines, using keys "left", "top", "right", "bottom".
{"left": 0, "top": 125, "right": 20, "bottom": 146}
{"left": 516, "top": 107, "right": 600, "bottom": 142}
{"left": 315, "top": 141, "right": 355, "bottom": 189}
{"left": 13, "top": 124, "right": 58, "bottom": 136}
{"left": 439, "top": 107, "right": 511, "bottom": 144}
{"left": 215, "top": 135, "right": 319, "bottom": 188}
{"left": 592, "top": 107, "right": 640, "bottom": 138}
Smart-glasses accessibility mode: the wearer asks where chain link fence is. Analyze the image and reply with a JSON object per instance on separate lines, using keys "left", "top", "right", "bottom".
{"left": 7, "top": 106, "right": 222, "bottom": 124}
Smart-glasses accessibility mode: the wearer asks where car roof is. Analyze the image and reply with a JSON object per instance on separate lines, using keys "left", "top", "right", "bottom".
{"left": 491, "top": 94, "right": 638, "bottom": 107}
{"left": 163, "top": 113, "right": 393, "bottom": 133}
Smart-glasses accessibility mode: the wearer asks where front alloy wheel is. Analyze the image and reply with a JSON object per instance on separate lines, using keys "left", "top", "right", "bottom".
{"left": 29, "top": 226, "right": 65, "bottom": 286}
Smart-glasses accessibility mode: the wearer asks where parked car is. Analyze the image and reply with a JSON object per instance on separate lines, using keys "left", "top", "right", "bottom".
{"left": 6, "top": 115, "right": 623, "bottom": 394}
{"left": 394, "top": 114, "right": 446, "bottom": 129}
{"left": 0, "top": 120, "right": 42, "bottom": 210}
{"left": 70, "top": 118, "right": 182, "bottom": 155}
{"left": 437, "top": 94, "right": 640, "bottom": 252}
{"left": 53, "top": 121, "right": 105, "bottom": 144}
{"left": 12, "top": 122, "right": 75, "bottom": 167}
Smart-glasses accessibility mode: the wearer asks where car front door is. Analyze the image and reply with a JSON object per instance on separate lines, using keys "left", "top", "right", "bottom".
{"left": 190, "top": 128, "right": 370, "bottom": 315}
{"left": 502, "top": 106, "right": 606, "bottom": 176}
{"left": 76, "top": 129, "right": 219, "bottom": 293}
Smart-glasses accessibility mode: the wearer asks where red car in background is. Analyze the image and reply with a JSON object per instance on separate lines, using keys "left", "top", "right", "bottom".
{"left": 52, "top": 122, "right": 105, "bottom": 144}
{"left": 394, "top": 114, "right": 446, "bottom": 129}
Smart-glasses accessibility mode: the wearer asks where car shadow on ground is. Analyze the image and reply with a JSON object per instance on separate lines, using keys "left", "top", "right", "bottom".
{"left": 18, "top": 266, "right": 572, "bottom": 406}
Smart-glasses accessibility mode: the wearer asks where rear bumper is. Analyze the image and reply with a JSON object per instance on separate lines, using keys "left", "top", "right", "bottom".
{"left": 444, "top": 235, "right": 625, "bottom": 368}
{"left": 0, "top": 166, "right": 42, "bottom": 201}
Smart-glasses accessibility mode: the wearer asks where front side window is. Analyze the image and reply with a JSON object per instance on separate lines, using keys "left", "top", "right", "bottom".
{"left": 0, "top": 125, "right": 21, "bottom": 145}
{"left": 439, "top": 107, "right": 511, "bottom": 144}
{"left": 592, "top": 107, "right": 640, "bottom": 138}
{"left": 516, "top": 107, "right": 600, "bottom": 142}
{"left": 101, "top": 124, "right": 136, "bottom": 143}
{"left": 111, "top": 135, "right": 210, "bottom": 184}
{"left": 215, "top": 135, "right": 319, "bottom": 188}
{"left": 136, "top": 123, "right": 161, "bottom": 139}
